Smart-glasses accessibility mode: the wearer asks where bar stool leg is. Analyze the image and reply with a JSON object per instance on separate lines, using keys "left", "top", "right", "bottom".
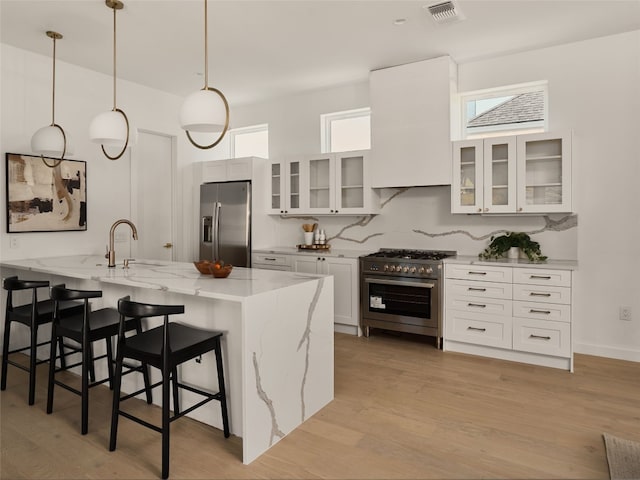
{"left": 109, "top": 340, "right": 124, "bottom": 452}
{"left": 1, "top": 318, "right": 11, "bottom": 391}
{"left": 162, "top": 361, "right": 171, "bottom": 479}
{"left": 46, "top": 324, "right": 58, "bottom": 414}
{"left": 215, "top": 337, "right": 230, "bottom": 438}
{"left": 106, "top": 337, "right": 114, "bottom": 390}
{"left": 81, "top": 334, "right": 90, "bottom": 435}
{"left": 172, "top": 367, "right": 180, "bottom": 415}
{"left": 28, "top": 323, "right": 39, "bottom": 405}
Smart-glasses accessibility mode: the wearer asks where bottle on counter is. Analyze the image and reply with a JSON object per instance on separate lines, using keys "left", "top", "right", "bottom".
{"left": 314, "top": 229, "right": 321, "bottom": 245}
{"left": 319, "top": 229, "right": 326, "bottom": 245}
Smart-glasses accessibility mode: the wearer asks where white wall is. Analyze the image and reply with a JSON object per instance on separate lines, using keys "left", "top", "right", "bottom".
{"left": 0, "top": 44, "right": 197, "bottom": 263}
{"left": 231, "top": 31, "right": 639, "bottom": 362}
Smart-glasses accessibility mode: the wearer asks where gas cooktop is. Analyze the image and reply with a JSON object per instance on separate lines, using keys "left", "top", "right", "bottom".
{"left": 362, "top": 248, "right": 457, "bottom": 261}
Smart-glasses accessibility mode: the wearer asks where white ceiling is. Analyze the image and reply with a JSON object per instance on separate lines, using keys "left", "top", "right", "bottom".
{"left": 1, "top": 0, "right": 639, "bottom": 106}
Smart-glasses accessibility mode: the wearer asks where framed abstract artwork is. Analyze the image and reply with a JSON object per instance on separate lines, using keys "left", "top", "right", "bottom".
{"left": 5, "top": 153, "right": 87, "bottom": 233}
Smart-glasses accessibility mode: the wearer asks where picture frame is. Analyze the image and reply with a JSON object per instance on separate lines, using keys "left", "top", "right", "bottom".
{"left": 5, "top": 153, "right": 87, "bottom": 233}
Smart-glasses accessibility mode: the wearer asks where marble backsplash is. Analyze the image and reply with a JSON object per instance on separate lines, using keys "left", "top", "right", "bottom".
{"left": 267, "top": 186, "right": 577, "bottom": 260}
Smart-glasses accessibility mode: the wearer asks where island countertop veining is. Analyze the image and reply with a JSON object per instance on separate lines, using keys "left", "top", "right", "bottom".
{"left": 0, "top": 254, "right": 335, "bottom": 465}
{"left": 0, "top": 255, "right": 327, "bottom": 301}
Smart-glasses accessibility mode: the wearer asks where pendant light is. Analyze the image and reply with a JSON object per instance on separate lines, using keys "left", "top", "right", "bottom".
{"left": 89, "top": 0, "right": 130, "bottom": 160}
{"left": 31, "top": 31, "right": 69, "bottom": 168}
{"left": 179, "top": 0, "right": 230, "bottom": 149}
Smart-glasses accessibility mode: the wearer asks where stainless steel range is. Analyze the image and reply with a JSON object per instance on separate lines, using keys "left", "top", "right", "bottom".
{"left": 359, "top": 248, "right": 456, "bottom": 347}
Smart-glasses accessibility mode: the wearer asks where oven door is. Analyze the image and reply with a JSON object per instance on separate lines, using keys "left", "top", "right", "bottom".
{"left": 361, "top": 275, "right": 438, "bottom": 331}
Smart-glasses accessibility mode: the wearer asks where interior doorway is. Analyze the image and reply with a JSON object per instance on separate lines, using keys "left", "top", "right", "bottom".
{"left": 131, "top": 130, "right": 176, "bottom": 262}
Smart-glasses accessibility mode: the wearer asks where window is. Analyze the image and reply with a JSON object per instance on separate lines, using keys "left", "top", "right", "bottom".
{"left": 229, "top": 124, "right": 269, "bottom": 158}
{"left": 321, "top": 108, "right": 371, "bottom": 153}
{"left": 461, "top": 82, "right": 547, "bottom": 139}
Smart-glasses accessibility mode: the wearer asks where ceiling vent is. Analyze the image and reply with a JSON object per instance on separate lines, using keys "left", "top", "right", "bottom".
{"left": 424, "top": 1, "right": 465, "bottom": 24}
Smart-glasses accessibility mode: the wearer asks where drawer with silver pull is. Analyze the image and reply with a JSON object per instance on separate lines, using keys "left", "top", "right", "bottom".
{"left": 445, "top": 310, "right": 512, "bottom": 349}
{"left": 446, "top": 264, "right": 512, "bottom": 283}
{"left": 513, "top": 284, "right": 570, "bottom": 305}
{"left": 446, "top": 279, "right": 512, "bottom": 300}
{"left": 513, "top": 301, "right": 571, "bottom": 323}
{"left": 513, "top": 318, "right": 571, "bottom": 357}
{"left": 447, "top": 296, "right": 512, "bottom": 316}
{"left": 513, "top": 268, "right": 571, "bottom": 287}
{"left": 252, "top": 253, "right": 291, "bottom": 269}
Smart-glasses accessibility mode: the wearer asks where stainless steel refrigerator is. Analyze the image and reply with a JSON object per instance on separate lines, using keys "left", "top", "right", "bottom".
{"left": 199, "top": 181, "right": 251, "bottom": 267}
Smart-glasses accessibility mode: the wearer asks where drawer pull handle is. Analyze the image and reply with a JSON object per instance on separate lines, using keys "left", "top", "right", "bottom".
{"left": 264, "top": 257, "right": 277, "bottom": 261}
{"left": 468, "top": 287, "right": 487, "bottom": 292}
{"left": 529, "top": 334, "right": 551, "bottom": 340}
{"left": 468, "top": 303, "right": 486, "bottom": 308}
{"left": 530, "top": 292, "right": 551, "bottom": 297}
{"left": 530, "top": 309, "right": 551, "bottom": 314}
{"left": 468, "top": 271, "right": 487, "bottom": 275}
{"left": 530, "top": 275, "right": 551, "bottom": 280}
{"left": 467, "top": 326, "right": 486, "bottom": 332}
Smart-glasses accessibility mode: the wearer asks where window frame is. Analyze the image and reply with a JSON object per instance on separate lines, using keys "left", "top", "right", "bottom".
{"left": 460, "top": 81, "right": 548, "bottom": 139}
{"left": 320, "top": 107, "right": 371, "bottom": 153}
{"left": 229, "top": 123, "right": 269, "bottom": 159}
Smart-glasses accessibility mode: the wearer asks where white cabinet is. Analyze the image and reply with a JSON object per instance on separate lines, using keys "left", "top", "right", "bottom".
{"left": 251, "top": 252, "right": 292, "bottom": 271}
{"left": 452, "top": 131, "right": 571, "bottom": 214}
{"left": 202, "top": 157, "right": 257, "bottom": 182}
{"left": 305, "top": 150, "right": 379, "bottom": 215}
{"left": 292, "top": 255, "right": 360, "bottom": 334}
{"left": 268, "top": 159, "right": 302, "bottom": 215}
{"left": 269, "top": 150, "right": 379, "bottom": 215}
{"left": 444, "top": 263, "right": 573, "bottom": 371}
{"left": 370, "top": 56, "right": 458, "bottom": 188}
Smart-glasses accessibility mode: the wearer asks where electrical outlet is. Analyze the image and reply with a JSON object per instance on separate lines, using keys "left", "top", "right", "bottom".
{"left": 619, "top": 306, "right": 632, "bottom": 321}
{"left": 10, "top": 237, "right": 19, "bottom": 249}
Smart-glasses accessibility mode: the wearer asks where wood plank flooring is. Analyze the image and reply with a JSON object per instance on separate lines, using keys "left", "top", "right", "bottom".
{"left": 2, "top": 331, "right": 639, "bottom": 479}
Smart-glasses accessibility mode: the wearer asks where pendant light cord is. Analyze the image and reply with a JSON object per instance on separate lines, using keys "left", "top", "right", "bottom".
{"left": 51, "top": 35, "right": 56, "bottom": 125}
{"left": 112, "top": 4, "right": 117, "bottom": 110}
{"left": 204, "top": 0, "right": 208, "bottom": 89}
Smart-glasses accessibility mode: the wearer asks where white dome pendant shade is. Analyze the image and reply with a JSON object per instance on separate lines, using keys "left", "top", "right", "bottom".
{"left": 31, "top": 31, "right": 70, "bottom": 168}
{"left": 180, "top": 0, "right": 230, "bottom": 150}
{"left": 90, "top": 0, "right": 130, "bottom": 161}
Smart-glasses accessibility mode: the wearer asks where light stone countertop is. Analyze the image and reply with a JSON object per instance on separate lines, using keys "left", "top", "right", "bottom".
{"left": 0, "top": 255, "right": 327, "bottom": 301}
{"left": 445, "top": 255, "right": 578, "bottom": 270}
{"left": 253, "top": 246, "right": 373, "bottom": 259}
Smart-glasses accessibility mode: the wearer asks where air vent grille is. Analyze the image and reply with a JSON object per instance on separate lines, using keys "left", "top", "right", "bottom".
{"left": 425, "top": 1, "right": 465, "bottom": 24}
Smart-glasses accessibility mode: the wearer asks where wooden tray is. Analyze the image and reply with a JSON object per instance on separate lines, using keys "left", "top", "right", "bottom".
{"left": 297, "top": 244, "right": 331, "bottom": 250}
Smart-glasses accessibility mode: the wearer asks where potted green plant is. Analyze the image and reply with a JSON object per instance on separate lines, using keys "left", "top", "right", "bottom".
{"left": 479, "top": 231, "right": 547, "bottom": 262}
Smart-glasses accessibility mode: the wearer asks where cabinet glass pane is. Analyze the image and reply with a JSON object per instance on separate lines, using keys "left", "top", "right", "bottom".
{"left": 309, "top": 158, "right": 331, "bottom": 208}
{"left": 341, "top": 156, "right": 364, "bottom": 208}
{"left": 490, "top": 144, "right": 509, "bottom": 205}
{"left": 290, "top": 161, "right": 300, "bottom": 208}
{"left": 271, "top": 164, "right": 281, "bottom": 209}
{"left": 460, "top": 146, "right": 476, "bottom": 206}
{"left": 524, "top": 139, "right": 562, "bottom": 205}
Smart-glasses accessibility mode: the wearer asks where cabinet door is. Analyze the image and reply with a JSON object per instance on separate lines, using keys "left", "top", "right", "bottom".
{"left": 516, "top": 131, "right": 572, "bottom": 213}
{"left": 292, "top": 256, "right": 320, "bottom": 274}
{"left": 322, "top": 257, "right": 358, "bottom": 327}
{"left": 335, "top": 150, "right": 368, "bottom": 214}
{"left": 305, "top": 154, "right": 334, "bottom": 214}
{"left": 268, "top": 160, "right": 285, "bottom": 214}
{"left": 452, "top": 140, "right": 483, "bottom": 213}
{"left": 483, "top": 136, "right": 517, "bottom": 213}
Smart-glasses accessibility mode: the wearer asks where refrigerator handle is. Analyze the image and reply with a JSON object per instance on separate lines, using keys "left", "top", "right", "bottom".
{"left": 213, "top": 202, "right": 221, "bottom": 260}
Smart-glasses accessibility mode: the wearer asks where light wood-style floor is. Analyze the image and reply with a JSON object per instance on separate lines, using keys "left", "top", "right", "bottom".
{"left": 2, "top": 331, "right": 639, "bottom": 479}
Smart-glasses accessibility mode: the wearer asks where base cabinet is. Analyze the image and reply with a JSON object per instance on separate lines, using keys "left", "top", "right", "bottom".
{"left": 293, "top": 256, "right": 359, "bottom": 335}
{"left": 444, "top": 263, "right": 573, "bottom": 371}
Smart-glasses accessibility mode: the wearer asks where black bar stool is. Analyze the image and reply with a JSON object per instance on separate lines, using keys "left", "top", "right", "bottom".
{"left": 110, "top": 297, "right": 230, "bottom": 479}
{"left": 2, "top": 276, "right": 84, "bottom": 405}
{"left": 46, "top": 286, "right": 151, "bottom": 435}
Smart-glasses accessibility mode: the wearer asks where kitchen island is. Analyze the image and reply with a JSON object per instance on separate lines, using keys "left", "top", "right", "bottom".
{"left": 0, "top": 255, "right": 334, "bottom": 464}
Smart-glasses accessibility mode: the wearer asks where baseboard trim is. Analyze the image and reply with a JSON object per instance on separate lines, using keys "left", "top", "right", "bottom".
{"left": 574, "top": 342, "right": 640, "bottom": 363}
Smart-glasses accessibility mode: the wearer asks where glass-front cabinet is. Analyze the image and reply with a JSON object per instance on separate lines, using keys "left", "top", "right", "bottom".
{"left": 270, "top": 150, "right": 378, "bottom": 215}
{"left": 516, "top": 131, "right": 572, "bottom": 213}
{"left": 452, "top": 140, "right": 483, "bottom": 214}
{"left": 269, "top": 159, "right": 302, "bottom": 215}
{"left": 452, "top": 131, "right": 571, "bottom": 214}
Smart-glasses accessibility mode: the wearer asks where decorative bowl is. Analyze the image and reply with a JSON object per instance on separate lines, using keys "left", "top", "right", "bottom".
{"left": 194, "top": 260, "right": 215, "bottom": 274}
{"left": 211, "top": 264, "right": 233, "bottom": 278}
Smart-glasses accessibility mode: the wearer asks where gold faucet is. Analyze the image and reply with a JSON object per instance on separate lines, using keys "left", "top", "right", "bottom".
{"left": 107, "top": 219, "right": 138, "bottom": 268}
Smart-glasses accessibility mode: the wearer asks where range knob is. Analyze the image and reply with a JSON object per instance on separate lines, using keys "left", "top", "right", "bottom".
{"left": 402, "top": 266, "right": 409, "bottom": 273}
{"left": 418, "top": 267, "right": 426, "bottom": 274}
{"left": 383, "top": 264, "right": 389, "bottom": 272}
{"left": 409, "top": 266, "right": 417, "bottom": 273}
{"left": 425, "top": 266, "right": 433, "bottom": 274}
{"left": 389, "top": 265, "right": 397, "bottom": 272}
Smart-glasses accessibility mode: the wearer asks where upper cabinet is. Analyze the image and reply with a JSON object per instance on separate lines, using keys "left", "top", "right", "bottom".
{"left": 452, "top": 131, "right": 572, "bottom": 214}
{"left": 201, "top": 157, "right": 259, "bottom": 183}
{"left": 269, "top": 159, "right": 302, "bottom": 215}
{"left": 269, "top": 150, "right": 379, "bottom": 215}
{"left": 370, "top": 56, "right": 458, "bottom": 188}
